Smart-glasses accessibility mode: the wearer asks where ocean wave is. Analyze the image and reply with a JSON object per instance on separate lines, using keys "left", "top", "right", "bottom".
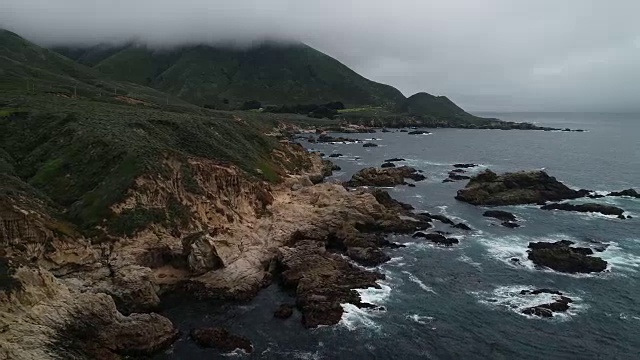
{"left": 598, "top": 241, "right": 640, "bottom": 273}
{"left": 406, "top": 314, "right": 435, "bottom": 326}
{"left": 267, "top": 349, "right": 325, "bottom": 360}
{"left": 471, "top": 285, "right": 586, "bottom": 320}
{"left": 477, "top": 233, "right": 618, "bottom": 278}
{"left": 457, "top": 254, "right": 482, "bottom": 269}
{"left": 613, "top": 313, "right": 640, "bottom": 322}
{"left": 339, "top": 283, "right": 392, "bottom": 331}
{"left": 401, "top": 271, "right": 436, "bottom": 294}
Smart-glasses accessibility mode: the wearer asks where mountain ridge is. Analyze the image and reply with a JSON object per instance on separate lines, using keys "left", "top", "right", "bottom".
{"left": 54, "top": 42, "right": 408, "bottom": 109}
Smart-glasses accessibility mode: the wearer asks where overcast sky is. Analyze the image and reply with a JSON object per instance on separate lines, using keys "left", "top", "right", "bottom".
{"left": 2, "top": 0, "right": 640, "bottom": 111}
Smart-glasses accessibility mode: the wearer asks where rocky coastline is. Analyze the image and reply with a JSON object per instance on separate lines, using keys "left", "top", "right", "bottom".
{"left": 0, "top": 143, "right": 439, "bottom": 358}
{"left": 1, "top": 137, "right": 633, "bottom": 358}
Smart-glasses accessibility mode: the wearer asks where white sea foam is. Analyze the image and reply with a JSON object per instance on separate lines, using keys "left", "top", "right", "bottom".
{"left": 339, "top": 283, "right": 392, "bottom": 331}
{"left": 339, "top": 304, "right": 382, "bottom": 331}
{"left": 472, "top": 285, "right": 586, "bottom": 320}
{"left": 457, "top": 254, "right": 482, "bottom": 269}
{"left": 401, "top": 271, "right": 436, "bottom": 293}
{"left": 598, "top": 241, "right": 640, "bottom": 273}
{"left": 269, "top": 349, "right": 325, "bottom": 360}
{"left": 221, "top": 348, "right": 252, "bottom": 357}
{"left": 406, "top": 314, "right": 435, "bottom": 325}
{"left": 358, "top": 283, "right": 392, "bottom": 304}
{"left": 477, "top": 233, "right": 623, "bottom": 278}
{"left": 435, "top": 205, "right": 465, "bottom": 223}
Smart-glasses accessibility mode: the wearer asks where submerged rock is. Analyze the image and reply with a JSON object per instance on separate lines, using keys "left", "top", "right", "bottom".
{"left": 363, "top": 142, "right": 378, "bottom": 147}
{"left": 446, "top": 172, "right": 471, "bottom": 181}
{"left": 381, "top": 162, "right": 396, "bottom": 168}
{"left": 527, "top": 240, "right": 607, "bottom": 273}
{"left": 190, "top": 327, "right": 253, "bottom": 353}
{"left": 453, "top": 223, "right": 473, "bottom": 231}
{"left": 345, "top": 166, "right": 426, "bottom": 187}
{"left": 412, "top": 232, "right": 459, "bottom": 246}
{"left": 541, "top": 202, "right": 624, "bottom": 216}
{"left": 274, "top": 304, "right": 295, "bottom": 319}
{"left": 328, "top": 153, "right": 342, "bottom": 158}
{"left": 419, "top": 212, "right": 455, "bottom": 225}
{"left": 384, "top": 158, "right": 406, "bottom": 162}
{"left": 456, "top": 170, "right": 589, "bottom": 205}
{"left": 501, "top": 221, "right": 520, "bottom": 228}
{"left": 408, "top": 130, "right": 431, "bottom": 135}
{"left": 483, "top": 210, "right": 517, "bottom": 222}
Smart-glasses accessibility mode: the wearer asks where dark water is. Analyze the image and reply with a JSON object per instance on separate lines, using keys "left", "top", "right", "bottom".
{"left": 157, "top": 113, "right": 640, "bottom": 360}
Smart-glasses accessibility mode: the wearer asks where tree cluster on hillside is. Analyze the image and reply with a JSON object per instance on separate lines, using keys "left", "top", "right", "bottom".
{"left": 263, "top": 101, "right": 345, "bottom": 119}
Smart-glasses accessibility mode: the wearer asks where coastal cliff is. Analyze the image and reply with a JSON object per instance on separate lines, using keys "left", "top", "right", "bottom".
{"left": 0, "top": 139, "right": 428, "bottom": 358}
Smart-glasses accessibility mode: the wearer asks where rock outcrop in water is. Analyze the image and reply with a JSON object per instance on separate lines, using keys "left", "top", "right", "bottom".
{"left": 315, "top": 134, "right": 360, "bottom": 143}
{"left": 541, "top": 202, "right": 625, "bottom": 216}
{"left": 519, "top": 289, "right": 573, "bottom": 318}
{"left": 345, "top": 166, "right": 426, "bottom": 187}
{"left": 190, "top": 327, "right": 253, "bottom": 353}
{"left": 277, "top": 240, "right": 384, "bottom": 328}
{"left": 608, "top": 188, "right": 640, "bottom": 198}
{"left": 412, "top": 232, "right": 459, "bottom": 246}
{"left": 455, "top": 170, "right": 589, "bottom": 205}
{"left": 452, "top": 163, "right": 477, "bottom": 169}
{"left": 527, "top": 240, "right": 608, "bottom": 273}
{"left": 0, "top": 141, "right": 437, "bottom": 357}
{"left": 483, "top": 210, "right": 517, "bottom": 222}
{"left": 274, "top": 304, "right": 295, "bottom": 319}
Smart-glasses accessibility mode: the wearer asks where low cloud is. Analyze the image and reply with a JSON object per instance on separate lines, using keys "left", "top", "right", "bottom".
{"left": 2, "top": 0, "right": 640, "bottom": 111}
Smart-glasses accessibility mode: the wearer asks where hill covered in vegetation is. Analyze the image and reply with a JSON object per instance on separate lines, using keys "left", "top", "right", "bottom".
{"left": 54, "top": 42, "right": 407, "bottom": 109}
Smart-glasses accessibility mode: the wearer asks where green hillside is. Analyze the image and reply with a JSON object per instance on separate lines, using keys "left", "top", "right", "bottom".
{"left": 399, "top": 92, "right": 468, "bottom": 118}
{"left": 0, "top": 29, "right": 192, "bottom": 107}
{"left": 0, "top": 30, "right": 312, "bottom": 238}
{"left": 54, "top": 42, "right": 406, "bottom": 108}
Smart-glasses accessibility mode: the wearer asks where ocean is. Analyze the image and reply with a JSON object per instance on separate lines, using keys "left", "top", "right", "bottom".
{"left": 156, "top": 112, "right": 640, "bottom": 359}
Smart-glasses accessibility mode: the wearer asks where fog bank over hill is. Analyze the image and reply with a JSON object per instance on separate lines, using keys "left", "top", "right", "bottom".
{"left": 3, "top": 0, "right": 640, "bottom": 112}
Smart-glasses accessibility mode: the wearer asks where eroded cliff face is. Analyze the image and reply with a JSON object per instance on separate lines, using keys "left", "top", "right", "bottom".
{"left": 0, "top": 265, "right": 177, "bottom": 360}
{"left": 0, "top": 142, "right": 422, "bottom": 357}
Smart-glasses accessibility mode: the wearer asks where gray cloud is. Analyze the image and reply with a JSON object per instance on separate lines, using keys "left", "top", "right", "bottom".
{"left": 2, "top": 0, "right": 640, "bottom": 111}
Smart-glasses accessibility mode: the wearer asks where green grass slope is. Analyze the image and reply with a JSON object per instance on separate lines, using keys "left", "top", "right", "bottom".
{"left": 56, "top": 42, "right": 406, "bottom": 108}
{"left": 0, "top": 31, "right": 308, "bottom": 237}
{"left": 0, "top": 94, "right": 284, "bottom": 236}
{"left": 0, "top": 29, "right": 192, "bottom": 108}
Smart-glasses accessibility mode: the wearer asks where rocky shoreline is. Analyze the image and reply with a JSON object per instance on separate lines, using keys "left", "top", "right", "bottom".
{"left": 0, "top": 144, "right": 442, "bottom": 358}
{"left": 1, "top": 138, "right": 635, "bottom": 357}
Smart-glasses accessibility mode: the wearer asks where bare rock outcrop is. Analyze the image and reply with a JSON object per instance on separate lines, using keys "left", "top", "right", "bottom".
{"left": 345, "top": 166, "right": 426, "bottom": 187}
{"left": 455, "top": 170, "right": 589, "bottom": 205}
{"left": 277, "top": 240, "right": 383, "bottom": 328}
{"left": 0, "top": 264, "right": 177, "bottom": 360}
{"left": 182, "top": 231, "right": 224, "bottom": 275}
{"left": 190, "top": 327, "right": 252, "bottom": 353}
